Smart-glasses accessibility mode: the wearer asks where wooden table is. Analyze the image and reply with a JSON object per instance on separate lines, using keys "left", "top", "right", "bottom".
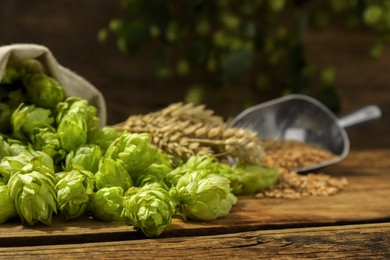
{"left": 0, "top": 149, "right": 389, "bottom": 259}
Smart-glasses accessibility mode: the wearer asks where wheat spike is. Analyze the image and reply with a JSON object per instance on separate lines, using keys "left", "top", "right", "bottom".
{"left": 115, "top": 102, "right": 267, "bottom": 165}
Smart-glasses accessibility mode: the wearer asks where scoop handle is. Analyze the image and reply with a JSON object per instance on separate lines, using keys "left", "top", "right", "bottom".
{"left": 338, "top": 105, "right": 382, "bottom": 128}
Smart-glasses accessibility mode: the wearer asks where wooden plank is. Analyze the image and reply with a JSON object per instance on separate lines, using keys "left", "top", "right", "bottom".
{"left": 0, "top": 223, "right": 388, "bottom": 259}
{"left": 0, "top": 150, "right": 389, "bottom": 247}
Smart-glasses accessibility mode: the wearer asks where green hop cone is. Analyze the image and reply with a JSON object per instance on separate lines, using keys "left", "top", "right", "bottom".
{"left": 24, "top": 74, "right": 65, "bottom": 109}
{"left": 134, "top": 150, "right": 173, "bottom": 188}
{"left": 56, "top": 169, "right": 95, "bottom": 220}
{"left": 166, "top": 155, "right": 222, "bottom": 186}
{"left": 122, "top": 183, "right": 173, "bottom": 237}
{"left": 90, "top": 186, "right": 124, "bottom": 221}
{"left": 95, "top": 157, "right": 133, "bottom": 191}
{"left": 56, "top": 97, "right": 100, "bottom": 152}
{"left": 8, "top": 169, "right": 58, "bottom": 225}
{"left": 105, "top": 131, "right": 157, "bottom": 173}
{"left": 2, "top": 59, "right": 45, "bottom": 85}
{"left": 8, "top": 139, "right": 28, "bottom": 156}
{"left": 11, "top": 104, "right": 54, "bottom": 140}
{"left": 57, "top": 112, "right": 88, "bottom": 152}
{"left": 65, "top": 144, "right": 102, "bottom": 173}
{"left": 172, "top": 170, "right": 237, "bottom": 221}
{"left": 231, "top": 164, "right": 278, "bottom": 195}
{"left": 0, "top": 64, "right": 21, "bottom": 84}
{"left": 166, "top": 156, "right": 240, "bottom": 193}
{"left": 207, "top": 161, "right": 243, "bottom": 195}
{"left": 0, "top": 184, "right": 17, "bottom": 224}
{"left": 0, "top": 146, "right": 54, "bottom": 182}
{"left": 30, "top": 126, "right": 66, "bottom": 162}
{"left": 87, "top": 126, "right": 120, "bottom": 153}
{"left": 0, "top": 153, "right": 30, "bottom": 181}
{"left": 56, "top": 97, "right": 100, "bottom": 133}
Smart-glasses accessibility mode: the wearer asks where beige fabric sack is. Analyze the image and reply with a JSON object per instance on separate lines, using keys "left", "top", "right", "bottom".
{"left": 0, "top": 43, "right": 107, "bottom": 126}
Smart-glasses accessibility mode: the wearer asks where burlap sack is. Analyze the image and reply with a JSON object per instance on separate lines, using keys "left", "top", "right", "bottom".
{"left": 0, "top": 43, "right": 107, "bottom": 126}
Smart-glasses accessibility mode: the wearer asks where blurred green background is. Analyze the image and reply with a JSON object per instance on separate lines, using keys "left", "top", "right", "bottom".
{"left": 0, "top": 0, "right": 389, "bottom": 148}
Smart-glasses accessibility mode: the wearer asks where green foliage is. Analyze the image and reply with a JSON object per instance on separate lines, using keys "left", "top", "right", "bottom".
{"left": 99, "top": 0, "right": 390, "bottom": 113}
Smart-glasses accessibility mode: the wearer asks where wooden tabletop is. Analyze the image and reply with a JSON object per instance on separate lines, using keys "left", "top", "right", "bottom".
{"left": 0, "top": 149, "right": 389, "bottom": 259}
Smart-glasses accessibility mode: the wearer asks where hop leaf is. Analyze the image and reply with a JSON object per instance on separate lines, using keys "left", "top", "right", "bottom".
{"left": 122, "top": 183, "right": 173, "bottom": 237}
{"left": 90, "top": 186, "right": 124, "bottom": 221}
{"left": 56, "top": 169, "right": 95, "bottom": 220}
{"left": 8, "top": 169, "right": 58, "bottom": 225}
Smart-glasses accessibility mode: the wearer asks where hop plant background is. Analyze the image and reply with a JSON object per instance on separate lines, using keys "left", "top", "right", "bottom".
{"left": 98, "top": 0, "right": 390, "bottom": 114}
{"left": 0, "top": 0, "right": 389, "bottom": 149}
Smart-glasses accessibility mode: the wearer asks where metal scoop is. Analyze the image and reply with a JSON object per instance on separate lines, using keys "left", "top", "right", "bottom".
{"left": 229, "top": 94, "right": 382, "bottom": 172}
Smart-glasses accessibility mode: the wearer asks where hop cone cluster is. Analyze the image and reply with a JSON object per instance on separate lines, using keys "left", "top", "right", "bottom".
{"left": 115, "top": 102, "right": 266, "bottom": 166}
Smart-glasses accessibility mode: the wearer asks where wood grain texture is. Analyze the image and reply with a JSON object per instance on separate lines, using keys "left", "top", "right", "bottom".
{"left": 0, "top": 150, "right": 389, "bottom": 249}
{"left": 0, "top": 223, "right": 388, "bottom": 259}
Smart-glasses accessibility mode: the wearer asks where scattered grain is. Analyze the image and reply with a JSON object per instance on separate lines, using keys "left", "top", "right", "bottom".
{"left": 256, "top": 167, "right": 348, "bottom": 199}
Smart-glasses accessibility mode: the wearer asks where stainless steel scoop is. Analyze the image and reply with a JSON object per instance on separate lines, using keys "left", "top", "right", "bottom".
{"left": 229, "top": 94, "right": 382, "bottom": 172}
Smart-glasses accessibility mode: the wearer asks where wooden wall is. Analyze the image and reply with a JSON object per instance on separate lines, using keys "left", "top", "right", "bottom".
{"left": 0, "top": 0, "right": 389, "bottom": 149}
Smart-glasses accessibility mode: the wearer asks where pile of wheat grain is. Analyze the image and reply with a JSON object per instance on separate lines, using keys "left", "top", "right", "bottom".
{"left": 264, "top": 139, "right": 337, "bottom": 171}
{"left": 256, "top": 167, "right": 348, "bottom": 199}
{"left": 256, "top": 139, "right": 347, "bottom": 199}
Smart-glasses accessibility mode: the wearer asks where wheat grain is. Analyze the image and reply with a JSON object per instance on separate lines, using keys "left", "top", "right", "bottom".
{"left": 115, "top": 102, "right": 267, "bottom": 165}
